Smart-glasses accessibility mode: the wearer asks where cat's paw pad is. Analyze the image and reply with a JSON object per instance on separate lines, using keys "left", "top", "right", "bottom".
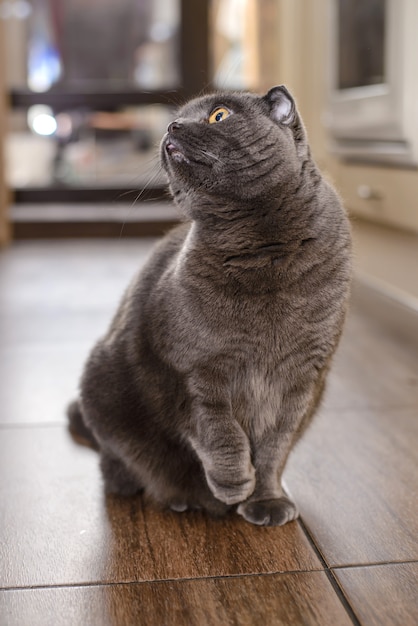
{"left": 237, "top": 497, "right": 299, "bottom": 526}
{"left": 206, "top": 468, "right": 256, "bottom": 505}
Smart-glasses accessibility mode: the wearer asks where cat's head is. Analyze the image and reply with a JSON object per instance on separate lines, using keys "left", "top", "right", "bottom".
{"left": 161, "top": 86, "right": 308, "bottom": 205}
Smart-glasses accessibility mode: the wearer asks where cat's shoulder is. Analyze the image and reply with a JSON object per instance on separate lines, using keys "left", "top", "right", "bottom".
{"left": 154, "top": 221, "right": 190, "bottom": 254}
{"left": 142, "top": 221, "right": 191, "bottom": 273}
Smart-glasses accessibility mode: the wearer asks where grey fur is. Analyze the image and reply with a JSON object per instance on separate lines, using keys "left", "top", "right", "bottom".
{"left": 68, "top": 86, "right": 352, "bottom": 526}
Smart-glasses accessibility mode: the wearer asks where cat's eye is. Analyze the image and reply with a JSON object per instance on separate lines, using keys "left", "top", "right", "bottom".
{"left": 208, "top": 106, "right": 231, "bottom": 124}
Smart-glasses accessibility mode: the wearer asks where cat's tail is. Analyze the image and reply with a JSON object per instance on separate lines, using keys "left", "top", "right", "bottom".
{"left": 67, "top": 399, "right": 99, "bottom": 451}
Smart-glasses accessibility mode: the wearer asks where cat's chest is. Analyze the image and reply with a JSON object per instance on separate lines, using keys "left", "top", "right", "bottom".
{"left": 231, "top": 366, "right": 282, "bottom": 439}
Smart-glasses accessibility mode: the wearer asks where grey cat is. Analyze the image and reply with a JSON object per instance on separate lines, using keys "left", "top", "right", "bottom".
{"left": 68, "top": 85, "right": 352, "bottom": 526}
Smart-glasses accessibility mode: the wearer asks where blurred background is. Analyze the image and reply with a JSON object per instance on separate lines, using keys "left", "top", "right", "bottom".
{"left": 1, "top": 0, "right": 278, "bottom": 212}
{"left": 0, "top": 0, "right": 417, "bottom": 329}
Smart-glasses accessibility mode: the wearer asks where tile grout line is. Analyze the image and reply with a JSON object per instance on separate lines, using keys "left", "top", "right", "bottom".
{"left": 331, "top": 559, "right": 418, "bottom": 570}
{"left": 0, "top": 569, "right": 328, "bottom": 593}
{"left": 324, "top": 569, "right": 364, "bottom": 626}
{"left": 297, "top": 518, "right": 363, "bottom": 626}
{"left": 2, "top": 521, "right": 416, "bottom": 592}
{"left": 4, "top": 557, "right": 417, "bottom": 594}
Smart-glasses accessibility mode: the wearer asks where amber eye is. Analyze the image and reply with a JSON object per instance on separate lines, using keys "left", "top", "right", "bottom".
{"left": 208, "top": 106, "right": 231, "bottom": 124}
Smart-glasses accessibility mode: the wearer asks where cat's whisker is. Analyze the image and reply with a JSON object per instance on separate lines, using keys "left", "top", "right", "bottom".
{"left": 116, "top": 165, "right": 161, "bottom": 201}
{"left": 203, "top": 150, "right": 224, "bottom": 164}
{"left": 115, "top": 152, "right": 163, "bottom": 201}
{"left": 118, "top": 164, "right": 167, "bottom": 238}
{"left": 193, "top": 148, "right": 225, "bottom": 165}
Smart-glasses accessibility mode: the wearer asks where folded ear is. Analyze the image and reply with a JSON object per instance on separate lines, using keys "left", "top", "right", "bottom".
{"left": 263, "top": 85, "right": 296, "bottom": 126}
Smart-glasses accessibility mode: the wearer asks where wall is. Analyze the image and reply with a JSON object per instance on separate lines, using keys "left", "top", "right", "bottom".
{"left": 274, "top": 0, "right": 418, "bottom": 236}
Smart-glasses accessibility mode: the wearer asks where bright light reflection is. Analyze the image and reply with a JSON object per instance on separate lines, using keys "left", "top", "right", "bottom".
{"left": 27, "top": 106, "right": 57, "bottom": 136}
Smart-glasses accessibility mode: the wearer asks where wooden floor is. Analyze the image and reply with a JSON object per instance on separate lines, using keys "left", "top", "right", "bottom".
{"left": 1, "top": 239, "right": 417, "bottom": 626}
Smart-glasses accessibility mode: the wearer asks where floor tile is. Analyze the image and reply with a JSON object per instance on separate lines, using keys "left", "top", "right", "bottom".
{"left": 0, "top": 311, "right": 113, "bottom": 348}
{"left": 334, "top": 562, "right": 418, "bottom": 626}
{"left": 324, "top": 305, "right": 418, "bottom": 410}
{"left": 0, "top": 571, "right": 353, "bottom": 626}
{"left": 284, "top": 405, "right": 418, "bottom": 566}
{"left": 0, "top": 427, "right": 321, "bottom": 588}
{"left": 0, "top": 344, "right": 87, "bottom": 424}
{"left": 0, "top": 239, "right": 155, "bottom": 347}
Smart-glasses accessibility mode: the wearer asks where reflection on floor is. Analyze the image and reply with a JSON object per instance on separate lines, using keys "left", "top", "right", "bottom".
{"left": 0, "top": 239, "right": 417, "bottom": 625}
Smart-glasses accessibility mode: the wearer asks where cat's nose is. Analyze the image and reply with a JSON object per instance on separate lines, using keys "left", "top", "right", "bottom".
{"left": 167, "top": 120, "right": 183, "bottom": 134}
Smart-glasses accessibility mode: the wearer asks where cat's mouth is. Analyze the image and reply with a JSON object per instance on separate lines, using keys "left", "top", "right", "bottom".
{"left": 165, "top": 138, "right": 190, "bottom": 164}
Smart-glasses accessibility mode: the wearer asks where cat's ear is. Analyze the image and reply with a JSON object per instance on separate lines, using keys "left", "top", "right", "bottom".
{"left": 263, "top": 85, "right": 296, "bottom": 126}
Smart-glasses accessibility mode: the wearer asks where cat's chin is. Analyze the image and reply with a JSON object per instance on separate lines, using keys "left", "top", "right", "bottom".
{"left": 166, "top": 142, "right": 190, "bottom": 165}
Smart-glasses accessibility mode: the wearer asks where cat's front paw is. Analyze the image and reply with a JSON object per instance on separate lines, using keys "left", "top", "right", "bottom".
{"left": 206, "top": 466, "right": 256, "bottom": 505}
{"left": 237, "top": 496, "right": 299, "bottom": 526}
